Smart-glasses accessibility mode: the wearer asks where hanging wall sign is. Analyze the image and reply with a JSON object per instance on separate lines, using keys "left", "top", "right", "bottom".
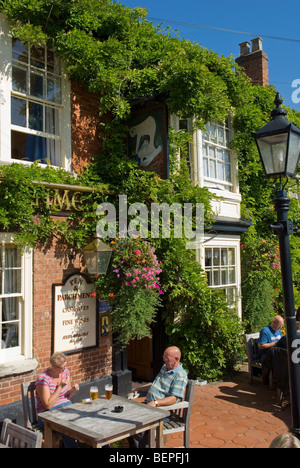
{"left": 52, "top": 273, "right": 98, "bottom": 353}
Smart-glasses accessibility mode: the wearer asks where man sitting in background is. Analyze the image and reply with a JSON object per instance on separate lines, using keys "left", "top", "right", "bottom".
{"left": 258, "top": 315, "right": 284, "bottom": 360}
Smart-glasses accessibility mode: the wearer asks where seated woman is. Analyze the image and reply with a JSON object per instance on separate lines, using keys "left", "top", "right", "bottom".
{"left": 35, "top": 352, "right": 79, "bottom": 448}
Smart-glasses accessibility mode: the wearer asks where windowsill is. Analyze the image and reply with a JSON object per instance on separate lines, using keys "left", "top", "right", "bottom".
{"left": 0, "top": 357, "right": 38, "bottom": 378}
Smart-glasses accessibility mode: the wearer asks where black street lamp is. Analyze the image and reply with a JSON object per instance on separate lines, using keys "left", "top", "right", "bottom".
{"left": 252, "top": 92, "right": 300, "bottom": 438}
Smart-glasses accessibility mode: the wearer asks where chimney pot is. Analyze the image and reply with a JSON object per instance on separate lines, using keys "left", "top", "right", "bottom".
{"left": 239, "top": 41, "right": 251, "bottom": 56}
{"left": 251, "top": 37, "right": 263, "bottom": 52}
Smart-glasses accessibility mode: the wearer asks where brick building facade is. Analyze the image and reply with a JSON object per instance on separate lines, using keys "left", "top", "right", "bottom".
{"left": 0, "top": 15, "right": 116, "bottom": 423}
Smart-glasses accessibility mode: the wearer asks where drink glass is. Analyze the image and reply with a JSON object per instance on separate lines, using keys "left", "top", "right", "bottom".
{"left": 90, "top": 386, "right": 98, "bottom": 401}
{"left": 105, "top": 384, "right": 113, "bottom": 400}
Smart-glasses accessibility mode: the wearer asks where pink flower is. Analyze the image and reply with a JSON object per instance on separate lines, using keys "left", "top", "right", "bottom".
{"left": 135, "top": 250, "right": 141, "bottom": 255}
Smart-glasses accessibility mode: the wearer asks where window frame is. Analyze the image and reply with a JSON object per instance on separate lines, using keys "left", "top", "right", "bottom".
{"left": 197, "top": 236, "right": 241, "bottom": 317}
{"left": 0, "top": 15, "right": 72, "bottom": 170}
{"left": 202, "top": 120, "right": 234, "bottom": 191}
{"left": 0, "top": 233, "right": 33, "bottom": 364}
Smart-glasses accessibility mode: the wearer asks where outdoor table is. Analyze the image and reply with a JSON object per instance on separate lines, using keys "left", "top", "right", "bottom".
{"left": 38, "top": 395, "right": 169, "bottom": 448}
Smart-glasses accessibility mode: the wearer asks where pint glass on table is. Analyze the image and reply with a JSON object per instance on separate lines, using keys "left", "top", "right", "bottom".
{"left": 90, "top": 386, "right": 98, "bottom": 401}
{"left": 105, "top": 384, "right": 113, "bottom": 399}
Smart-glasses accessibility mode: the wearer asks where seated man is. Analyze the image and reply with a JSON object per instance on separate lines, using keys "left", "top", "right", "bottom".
{"left": 132, "top": 346, "right": 188, "bottom": 447}
{"left": 258, "top": 315, "right": 284, "bottom": 360}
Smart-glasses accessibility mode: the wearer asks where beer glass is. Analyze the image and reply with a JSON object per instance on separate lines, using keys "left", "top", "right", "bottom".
{"left": 90, "top": 386, "right": 98, "bottom": 401}
{"left": 105, "top": 384, "right": 113, "bottom": 399}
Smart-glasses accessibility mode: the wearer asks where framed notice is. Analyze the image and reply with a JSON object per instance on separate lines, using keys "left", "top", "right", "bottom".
{"left": 52, "top": 272, "right": 98, "bottom": 354}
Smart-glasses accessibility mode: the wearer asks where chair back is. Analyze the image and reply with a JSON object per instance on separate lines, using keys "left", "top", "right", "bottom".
{"left": 21, "top": 381, "right": 39, "bottom": 430}
{"left": 0, "top": 418, "right": 42, "bottom": 448}
{"left": 172, "top": 379, "right": 195, "bottom": 423}
{"left": 245, "top": 333, "right": 260, "bottom": 362}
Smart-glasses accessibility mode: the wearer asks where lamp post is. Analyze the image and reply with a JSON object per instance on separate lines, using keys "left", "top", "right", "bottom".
{"left": 252, "top": 92, "right": 300, "bottom": 438}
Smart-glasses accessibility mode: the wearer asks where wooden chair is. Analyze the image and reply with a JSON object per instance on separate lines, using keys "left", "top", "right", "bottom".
{"left": 21, "top": 381, "right": 41, "bottom": 432}
{"left": 244, "top": 333, "right": 263, "bottom": 384}
{"left": 21, "top": 381, "right": 62, "bottom": 448}
{"left": 0, "top": 418, "right": 43, "bottom": 448}
{"left": 160, "top": 379, "right": 196, "bottom": 448}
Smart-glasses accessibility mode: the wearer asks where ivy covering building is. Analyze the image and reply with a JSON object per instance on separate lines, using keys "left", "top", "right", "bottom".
{"left": 0, "top": 0, "right": 300, "bottom": 423}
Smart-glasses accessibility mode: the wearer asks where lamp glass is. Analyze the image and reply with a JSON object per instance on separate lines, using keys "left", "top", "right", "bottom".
{"left": 287, "top": 131, "right": 300, "bottom": 176}
{"left": 256, "top": 132, "right": 288, "bottom": 176}
{"left": 97, "top": 251, "right": 112, "bottom": 275}
{"left": 83, "top": 238, "right": 113, "bottom": 275}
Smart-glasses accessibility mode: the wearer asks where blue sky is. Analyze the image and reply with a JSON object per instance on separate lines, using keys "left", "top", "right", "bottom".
{"left": 120, "top": 0, "right": 300, "bottom": 111}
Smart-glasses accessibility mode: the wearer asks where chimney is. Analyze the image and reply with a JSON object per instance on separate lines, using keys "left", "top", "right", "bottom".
{"left": 235, "top": 37, "right": 269, "bottom": 87}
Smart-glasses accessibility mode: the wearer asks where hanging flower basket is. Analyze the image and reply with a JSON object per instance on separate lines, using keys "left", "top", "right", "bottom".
{"left": 92, "top": 237, "right": 163, "bottom": 344}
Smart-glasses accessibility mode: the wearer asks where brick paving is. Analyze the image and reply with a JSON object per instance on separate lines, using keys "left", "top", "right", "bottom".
{"left": 164, "top": 370, "right": 292, "bottom": 449}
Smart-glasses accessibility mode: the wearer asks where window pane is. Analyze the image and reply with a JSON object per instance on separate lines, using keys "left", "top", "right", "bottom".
{"left": 228, "top": 249, "right": 235, "bottom": 265}
{"left": 12, "top": 39, "right": 28, "bottom": 63}
{"left": 3, "top": 297, "right": 19, "bottom": 321}
{"left": 213, "top": 270, "right": 220, "bottom": 286}
{"left": 12, "top": 66, "right": 27, "bottom": 93}
{"left": 206, "top": 270, "right": 212, "bottom": 286}
{"left": 47, "top": 77, "right": 61, "bottom": 103}
{"left": 209, "top": 159, "right": 216, "bottom": 179}
{"left": 11, "top": 130, "right": 60, "bottom": 165}
{"left": 1, "top": 323, "right": 19, "bottom": 349}
{"left": 30, "top": 72, "right": 44, "bottom": 99}
{"left": 221, "top": 249, "right": 228, "bottom": 266}
{"left": 229, "top": 268, "right": 235, "bottom": 284}
{"left": 213, "top": 249, "right": 220, "bottom": 266}
{"left": 225, "top": 164, "right": 231, "bottom": 182}
{"left": 221, "top": 269, "right": 228, "bottom": 284}
{"left": 217, "top": 161, "right": 224, "bottom": 181}
{"left": 205, "top": 249, "right": 212, "bottom": 267}
{"left": 5, "top": 246, "right": 21, "bottom": 268}
{"left": 30, "top": 45, "right": 45, "bottom": 69}
{"left": 203, "top": 158, "right": 209, "bottom": 177}
{"left": 11, "top": 97, "right": 27, "bottom": 127}
{"left": 216, "top": 148, "right": 224, "bottom": 161}
{"left": 29, "top": 102, "right": 43, "bottom": 131}
{"left": 45, "top": 106, "right": 59, "bottom": 135}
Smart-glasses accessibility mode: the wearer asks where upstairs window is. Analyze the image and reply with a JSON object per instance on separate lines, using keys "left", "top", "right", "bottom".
{"left": 202, "top": 121, "right": 233, "bottom": 191}
{"left": 11, "top": 39, "right": 62, "bottom": 166}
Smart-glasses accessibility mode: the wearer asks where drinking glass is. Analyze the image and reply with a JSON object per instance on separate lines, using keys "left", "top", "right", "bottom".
{"left": 105, "top": 384, "right": 113, "bottom": 400}
{"left": 90, "top": 386, "right": 98, "bottom": 401}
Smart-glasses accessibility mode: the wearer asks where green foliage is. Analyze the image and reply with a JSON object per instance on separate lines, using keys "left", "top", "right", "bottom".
{"left": 240, "top": 229, "right": 282, "bottom": 332}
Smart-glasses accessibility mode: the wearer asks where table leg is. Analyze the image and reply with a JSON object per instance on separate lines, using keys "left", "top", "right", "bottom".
{"left": 44, "top": 423, "right": 54, "bottom": 448}
{"left": 156, "top": 421, "right": 164, "bottom": 448}
{"left": 149, "top": 429, "right": 155, "bottom": 448}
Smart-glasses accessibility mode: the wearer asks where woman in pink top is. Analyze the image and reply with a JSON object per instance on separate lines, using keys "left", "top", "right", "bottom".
{"left": 35, "top": 352, "right": 79, "bottom": 448}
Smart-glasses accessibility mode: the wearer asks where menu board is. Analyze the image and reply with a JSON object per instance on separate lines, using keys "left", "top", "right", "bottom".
{"left": 52, "top": 273, "right": 98, "bottom": 353}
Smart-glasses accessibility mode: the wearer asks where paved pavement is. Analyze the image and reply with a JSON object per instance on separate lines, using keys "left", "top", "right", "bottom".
{"left": 163, "top": 369, "right": 292, "bottom": 449}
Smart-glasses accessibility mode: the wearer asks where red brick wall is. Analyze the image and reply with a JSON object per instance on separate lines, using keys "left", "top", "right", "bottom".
{"left": 71, "top": 82, "right": 111, "bottom": 173}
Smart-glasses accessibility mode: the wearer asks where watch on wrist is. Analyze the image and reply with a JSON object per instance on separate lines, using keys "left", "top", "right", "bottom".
{"left": 154, "top": 400, "right": 158, "bottom": 407}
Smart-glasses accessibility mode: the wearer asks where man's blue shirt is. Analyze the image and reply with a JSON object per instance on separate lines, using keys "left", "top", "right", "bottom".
{"left": 259, "top": 324, "right": 282, "bottom": 358}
